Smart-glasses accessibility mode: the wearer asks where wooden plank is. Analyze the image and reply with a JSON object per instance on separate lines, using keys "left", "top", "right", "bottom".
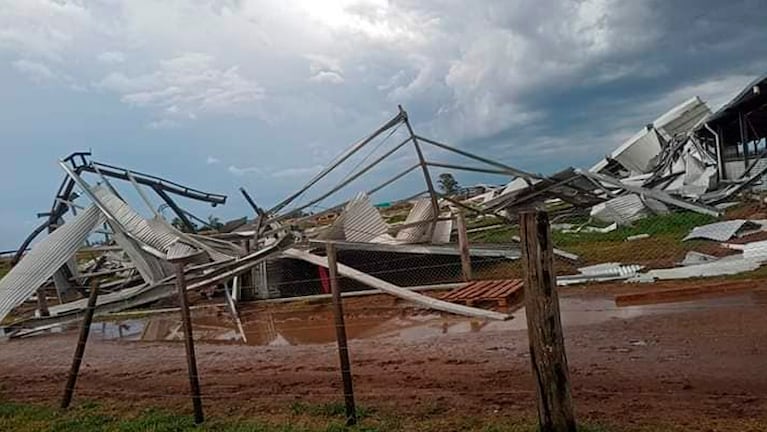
{"left": 284, "top": 249, "right": 509, "bottom": 321}
{"left": 520, "top": 210, "right": 576, "bottom": 432}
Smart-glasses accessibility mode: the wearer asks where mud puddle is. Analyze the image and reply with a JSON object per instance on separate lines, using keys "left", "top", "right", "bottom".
{"left": 90, "top": 293, "right": 764, "bottom": 346}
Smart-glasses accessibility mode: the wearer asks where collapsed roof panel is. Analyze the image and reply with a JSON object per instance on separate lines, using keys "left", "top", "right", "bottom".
{"left": 0, "top": 205, "right": 103, "bottom": 323}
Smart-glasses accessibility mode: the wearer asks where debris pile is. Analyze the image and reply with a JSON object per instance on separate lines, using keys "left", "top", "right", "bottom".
{"left": 3, "top": 74, "right": 767, "bottom": 337}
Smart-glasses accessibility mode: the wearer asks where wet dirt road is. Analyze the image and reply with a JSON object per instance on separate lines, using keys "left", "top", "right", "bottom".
{"left": 1, "top": 288, "right": 766, "bottom": 430}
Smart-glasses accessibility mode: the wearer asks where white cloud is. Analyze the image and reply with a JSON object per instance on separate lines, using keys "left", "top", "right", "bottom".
{"left": 206, "top": 156, "right": 220, "bottom": 165}
{"left": 310, "top": 71, "right": 344, "bottom": 84}
{"left": 97, "top": 53, "right": 265, "bottom": 125}
{"left": 12, "top": 59, "right": 58, "bottom": 82}
{"left": 228, "top": 165, "right": 263, "bottom": 176}
{"left": 271, "top": 165, "right": 323, "bottom": 179}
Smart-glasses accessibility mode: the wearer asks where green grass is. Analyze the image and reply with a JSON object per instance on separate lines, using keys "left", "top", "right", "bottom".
{"left": 466, "top": 212, "right": 723, "bottom": 269}
{"left": 0, "top": 400, "right": 702, "bottom": 432}
{"left": 550, "top": 212, "right": 717, "bottom": 247}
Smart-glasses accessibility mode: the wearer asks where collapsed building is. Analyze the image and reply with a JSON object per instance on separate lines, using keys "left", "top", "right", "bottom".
{"left": 3, "top": 74, "right": 767, "bottom": 338}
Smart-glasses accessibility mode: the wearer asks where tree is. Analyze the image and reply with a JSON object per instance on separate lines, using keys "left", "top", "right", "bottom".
{"left": 171, "top": 217, "right": 197, "bottom": 233}
{"left": 207, "top": 215, "right": 224, "bottom": 231}
{"left": 437, "top": 172, "right": 459, "bottom": 195}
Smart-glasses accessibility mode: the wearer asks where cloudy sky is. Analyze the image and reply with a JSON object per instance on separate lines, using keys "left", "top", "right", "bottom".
{"left": 1, "top": 0, "right": 766, "bottom": 249}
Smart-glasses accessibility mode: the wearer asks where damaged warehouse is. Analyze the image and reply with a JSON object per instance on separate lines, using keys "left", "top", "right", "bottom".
{"left": 2, "top": 73, "right": 767, "bottom": 340}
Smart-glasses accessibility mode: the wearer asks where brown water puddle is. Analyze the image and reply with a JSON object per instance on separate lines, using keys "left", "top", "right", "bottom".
{"left": 89, "top": 293, "right": 765, "bottom": 346}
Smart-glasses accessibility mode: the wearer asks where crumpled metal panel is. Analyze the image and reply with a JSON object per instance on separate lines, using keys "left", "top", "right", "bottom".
{"left": 590, "top": 194, "right": 668, "bottom": 225}
{"left": 577, "top": 262, "right": 643, "bottom": 277}
{"left": 683, "top": 219, "right": 751, "bottom": 242}
{"left": 655, "top": 96, "right": 711, "bottom": 140}
{"left": 166, "top": 241, "right": 203, "bottom": 262}
{"left": 743, "top": 240, "right": 767, "bottom": 262}
{"left": 93, "top": 186, "right": 178, "bottom": 255}
{"left": 332, "top": 193, "right": 393, "bottom": 243}
{"left": 395, "top": 199, "right": 434, "bottom": 243}
{"left": 110, "top": 224, "right": 171, "bottom": 284}
{"left": 0, "top": 205, "right": 103, "bottom": 323}
{"left": 635, "top": 256, "right": 760, "bottom": 281}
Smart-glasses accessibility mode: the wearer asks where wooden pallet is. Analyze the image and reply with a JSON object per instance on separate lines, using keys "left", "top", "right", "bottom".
{"left": 440, "top": 279, "right": 524, "bottom": 307}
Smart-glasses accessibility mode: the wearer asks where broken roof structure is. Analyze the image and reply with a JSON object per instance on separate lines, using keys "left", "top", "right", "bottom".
{"left": 5, "top": 72, "right": 767, "bottom": 337}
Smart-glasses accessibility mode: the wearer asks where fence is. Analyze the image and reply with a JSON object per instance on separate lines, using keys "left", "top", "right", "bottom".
{"left": 3, "top": 205, "right": 767, "bottom": 431}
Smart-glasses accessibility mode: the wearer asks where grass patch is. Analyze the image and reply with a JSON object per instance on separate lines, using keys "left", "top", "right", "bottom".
{"left": 1, "top": 400, "right": 762, "bottom": 431}
{"left": 289, "top": 402, "right": 372, "bottom": 419}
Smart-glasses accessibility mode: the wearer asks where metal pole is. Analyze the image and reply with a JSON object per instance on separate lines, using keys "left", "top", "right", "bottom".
{"left": 60, "top": 281, "right": 99, "bottom": 409}
{"left": 325, "top": 243, "right": 357, "bottom": 426}
{"left": 399, "top": 106, "right": 440, "bottom": 240}
{"left": 154, "top": 186, "right": 197, "bottom": 233}
{"left": 268, "top": 112, "right": 405, "bottom": 215}
{"left": 175, "top": 262, "right": 204, "bottom": 424}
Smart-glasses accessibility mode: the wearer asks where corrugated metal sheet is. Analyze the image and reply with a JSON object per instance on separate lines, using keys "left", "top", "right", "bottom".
{"left": 590, "top": 194, "right": 668, "bottom": 225}
{"left": 636, "top": 256, "right": 760, "bottom": 281}
{"left": 110, "top": 224, "right": 171, "bottom": 283}
{"left": 655, "top": 96, "right": 711, "bottom": 140}
{"left": 743, "top": 240, "right": 767, "bottom": 261}
{"left": 0, "top": 205, "right": 103, "bottom": 323}
{"left": 343, "top": 193, "right": 391, "bottom": 243}
{"left": 93, "top": 186, "right": 178, "bottom": 255}
{"left": 578, "top": 262, "right": 643, "bottom": 277}
{"left": 431, "top": 217, "right": 453, "bottom": 244}
{"left": 683, "top": 220, "right": 751, "bottom": 242}
{"left": 395, "top": 199, "right": 434, "bottom": 243}
{"left": 320, "top": 193, "right": 394, "bottom": 243}
{"left": 166, "top": 241, "right": 203, "bottom": 262}
{"left": 611, "top": 129, "right": 663, "bottom": 174}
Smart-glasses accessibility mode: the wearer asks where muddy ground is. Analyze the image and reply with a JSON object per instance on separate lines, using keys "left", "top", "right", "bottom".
{"left": 1, "top": 282, "right": 767, "bottom": 431}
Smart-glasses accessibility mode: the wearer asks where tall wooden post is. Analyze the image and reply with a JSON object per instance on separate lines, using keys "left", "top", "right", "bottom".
{"left": 174, "top": 262, "right": 204, "bottom": 424}
{"left": 61, "top": 281, "right": 99, "bottom": 409}
{"left": 456, "top": 211, "right": 472, "bottom": 281}
{"left": 325, "top": 243, "right": 357, "bottom": 426}
{"left": 519, "top": 210, "right": 576, "bottom": 432}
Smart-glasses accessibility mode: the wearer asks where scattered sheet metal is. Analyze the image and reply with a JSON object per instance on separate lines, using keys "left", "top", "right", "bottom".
{"left": 578, "top": 169, "right": 722, "bottom": 217}
{"left": 558, "top": 262, "right": 642, "bottom": 286}
{"left": 629, "top": 256, "right": 761, "bottom": 282}
{"left": 590, "top": 194, "right": 668, "bottom": 225}
{"left": 0, "top": 205, "right": 103, "bottom": 323}
{"left": 680, "top": 251, "right": 719, "bottom": 266}
{"left": 683, "top": 219, "right": 760, "bottom": 242}
{"left": 742, "top": 240, "right": 767, "bottom": 262}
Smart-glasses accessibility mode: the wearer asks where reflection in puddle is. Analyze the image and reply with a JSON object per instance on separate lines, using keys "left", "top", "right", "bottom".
{"left": 91, "top": 293, "right": 765, "bottom": 347}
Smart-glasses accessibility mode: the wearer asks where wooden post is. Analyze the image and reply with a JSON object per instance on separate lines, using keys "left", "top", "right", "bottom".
{"left": 175, "top": 262, "right": 204, "bottom": 424}
{"left": 519, "top": 210, "right": 576, "bottom": 432}
{"left": 36, "top": 288, "right": 50, "bottom": 317}
{"left": 456, "top": 211, "right": 472, "bottom": 281}
{"left": 60, "top": 281, "right": 99, "bottom": 409}
{"left": 325, "top": 243, "right": 357, "bottom": 426}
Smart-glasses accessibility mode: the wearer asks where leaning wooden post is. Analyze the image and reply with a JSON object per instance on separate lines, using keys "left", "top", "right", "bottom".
{"left": 171, "top": 258, "right": 205, "bottom": 424}
{"left": 61, "top": 280, "right": 99, "bottom": 409}
{"left": 456, "top": 211, "right": 472, "bottom": 281}
{"left": 325, "top": 242, "right": 357, "bottom": 426}
{"left": 519, "top": 210, "right": 576, "bottom": 432}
